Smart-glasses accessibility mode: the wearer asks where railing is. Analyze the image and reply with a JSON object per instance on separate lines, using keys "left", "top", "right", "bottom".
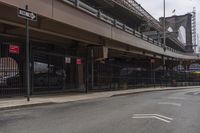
{"left": 111, "top": 0, "right": 162, "bottom": 31}
{"left": 115, "top": 20, "right": 124, "bottom": 29}
{"left": 100, "top": 12, "right": 115, "bottom": 25}
{"left": 93, "top": 61, "right": 200, "bottom": 90}
{"left": 61, "top": 0, "right": 199, "bottom": 58}
{"left": 79, "top": 2, "right": 98, "bottom": 16}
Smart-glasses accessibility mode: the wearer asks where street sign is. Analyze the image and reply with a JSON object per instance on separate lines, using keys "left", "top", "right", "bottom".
{"left": 76, "top": 58, "right": 82, "bottom": 65}
{"left": 18, "top": 8, "right": 37, "bottom": 21}
{"left": 65, "top": 57, "right": 71, "bottom": 64}
{"left": 9, "top": 45, "right": 20, "bottom": 54}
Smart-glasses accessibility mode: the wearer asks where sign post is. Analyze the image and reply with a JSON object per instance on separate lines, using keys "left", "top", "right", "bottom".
{"left": 18, "top": 5, "right": 37, "bottom": 101}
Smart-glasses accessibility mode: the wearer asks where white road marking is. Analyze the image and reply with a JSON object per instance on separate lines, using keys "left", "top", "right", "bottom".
{"left": 158, "top": 102, "right": 182, "bottom": 107}
{"left": 132, "top": 116, "right": 171, "bottom": 123}
{"left": 132, "top": 114, "right": 173, "bottom": 123}
{"left": 193, "top": 91, "right": 200, "bottom": 95}
{"left": 133, "top": 114, "right": 173, "bottom": 120}
{"left": 167, "top": 97, "right": 186, "bottom": 100}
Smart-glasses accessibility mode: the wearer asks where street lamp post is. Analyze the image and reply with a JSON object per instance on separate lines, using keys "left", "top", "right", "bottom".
{"left": 163, "top": 0, "right": 166, "bottom": 51}
{"left": 163, "top": 0, "right": 166, "bottom": 86}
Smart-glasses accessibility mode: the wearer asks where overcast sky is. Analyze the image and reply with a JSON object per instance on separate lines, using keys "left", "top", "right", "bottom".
{"left": 137, "top": 0, "right": 200, "bottom": 39}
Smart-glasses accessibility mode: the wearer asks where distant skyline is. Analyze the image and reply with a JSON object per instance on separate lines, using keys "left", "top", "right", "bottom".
{"left": 137, "top": 0, "right": 200, "bottom": 40}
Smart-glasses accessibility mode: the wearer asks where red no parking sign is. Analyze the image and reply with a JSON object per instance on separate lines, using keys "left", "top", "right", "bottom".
{"left": 9, "top": 45, "right": 20, "bottom": 54}
{"left": 76, "top": 58, "right": 82, "bottom": 65}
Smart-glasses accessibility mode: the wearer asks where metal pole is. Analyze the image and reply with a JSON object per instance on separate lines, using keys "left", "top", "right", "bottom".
{"left": 163, "top": 58, "right": 166, "bottom": 87}
{"left": 75, "top": 0, "right": 79, "bottom": 7}
{"left": 91, "top": 48, "right": 94, "bottom": 90}
{"left": 153, "top": 63, "right": 156, "bottom": 88}
{"left": 151, "top": 62, "right": 153, "bottom": 85}
{"left": 85, "top": 48, "right": 89, "bottom": 93}
{"left": 26, "top": 5, "right": 30, "bottom": 101}
{"left": 163, "top": 0, "right": 166, "bottom": 50}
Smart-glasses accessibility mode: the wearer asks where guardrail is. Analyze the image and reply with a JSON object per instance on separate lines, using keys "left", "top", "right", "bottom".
{"left": 61, "top": 0, "right": 198, "bottom": 57}
{"left": 79, "top": 1, "right": 98, "bottom": 16}
{"left": 112, "top": 0, "right": 162, "bottom": 31}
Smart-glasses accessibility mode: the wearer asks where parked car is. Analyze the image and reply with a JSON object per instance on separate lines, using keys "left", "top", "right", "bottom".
{"left": 0, "top": 74, "right": 21, "bottom": 87}
{"left": 34, "top": 72, "right": 63, "bottom": 88}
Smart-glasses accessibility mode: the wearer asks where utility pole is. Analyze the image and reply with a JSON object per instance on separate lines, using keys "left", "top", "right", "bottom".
{"left": 163, "top": 0, "right": 166, "bottom": 51}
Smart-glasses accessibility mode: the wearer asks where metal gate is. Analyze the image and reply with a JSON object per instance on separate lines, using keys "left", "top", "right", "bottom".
{"left": 92, "top": 59, "right": 163, "bottom": 90}
{"left": 0, "top": 42, "right": 25, "bottom": 97}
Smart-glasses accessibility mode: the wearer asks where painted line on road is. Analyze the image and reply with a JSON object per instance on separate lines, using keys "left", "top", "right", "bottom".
{"left": 132, "top": 114, "right": 173, "bottom": 123}
{"left": 132, "top": 116, "right": 171, "bottom": 123}
{"left": 167, "top": 97, "right": 186, "bottom": 100}
{"left": 158, "top": 102, "right": 182, "bottom": 107}
{"left": 193, "top": 91, "right": 200, "bottom": 95}
{"left": 133, "top": 114, "right": 173, "bottom": 120}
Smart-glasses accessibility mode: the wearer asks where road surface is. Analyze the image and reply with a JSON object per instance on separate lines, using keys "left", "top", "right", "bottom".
{"left": 1, "top": 88, "right": 200, "bottom": 133}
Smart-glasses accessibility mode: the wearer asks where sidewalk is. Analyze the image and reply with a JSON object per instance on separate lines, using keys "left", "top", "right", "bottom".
{"left": 0, "top": 86, "right": 200, "bottom": 110}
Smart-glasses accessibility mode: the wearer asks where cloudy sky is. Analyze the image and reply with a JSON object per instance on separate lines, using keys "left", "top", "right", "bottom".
{"left": 137, "top": 0, "right": 200, "bottom": 39}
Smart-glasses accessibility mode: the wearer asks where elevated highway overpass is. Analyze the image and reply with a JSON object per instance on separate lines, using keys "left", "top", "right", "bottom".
{"left": 0, "top": 0, "right": 199, "bottom": 61}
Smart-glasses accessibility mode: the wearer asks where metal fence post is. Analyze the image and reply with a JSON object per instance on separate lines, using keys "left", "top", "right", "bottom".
{"left": 91, "top": 48, "right": 94, "bottom": 90}
{"left": 75, "top": 0, "right": 79, "bottom": 7}
{"left": 98, "top": 10, "right": 101, "bottom": 18}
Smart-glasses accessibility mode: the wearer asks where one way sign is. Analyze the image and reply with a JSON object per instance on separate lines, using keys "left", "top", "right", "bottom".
{"left": 18, "top": 8, "right": 37, "bottom": 21}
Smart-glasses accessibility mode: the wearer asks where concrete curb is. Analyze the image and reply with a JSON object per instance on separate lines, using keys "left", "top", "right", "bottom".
{"left": 0, "top": 86, "right": 199, "bottom": 111}
{"left": 0, "top": 102, "right": 56, "bottom": 111}
{"left": 111, "top": 86, "right": 200, "bottom": 97}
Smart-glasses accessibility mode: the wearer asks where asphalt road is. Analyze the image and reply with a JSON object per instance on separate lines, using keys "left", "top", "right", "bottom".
{"left": 1, "top": 88, "right": 200, "bottom": 133}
